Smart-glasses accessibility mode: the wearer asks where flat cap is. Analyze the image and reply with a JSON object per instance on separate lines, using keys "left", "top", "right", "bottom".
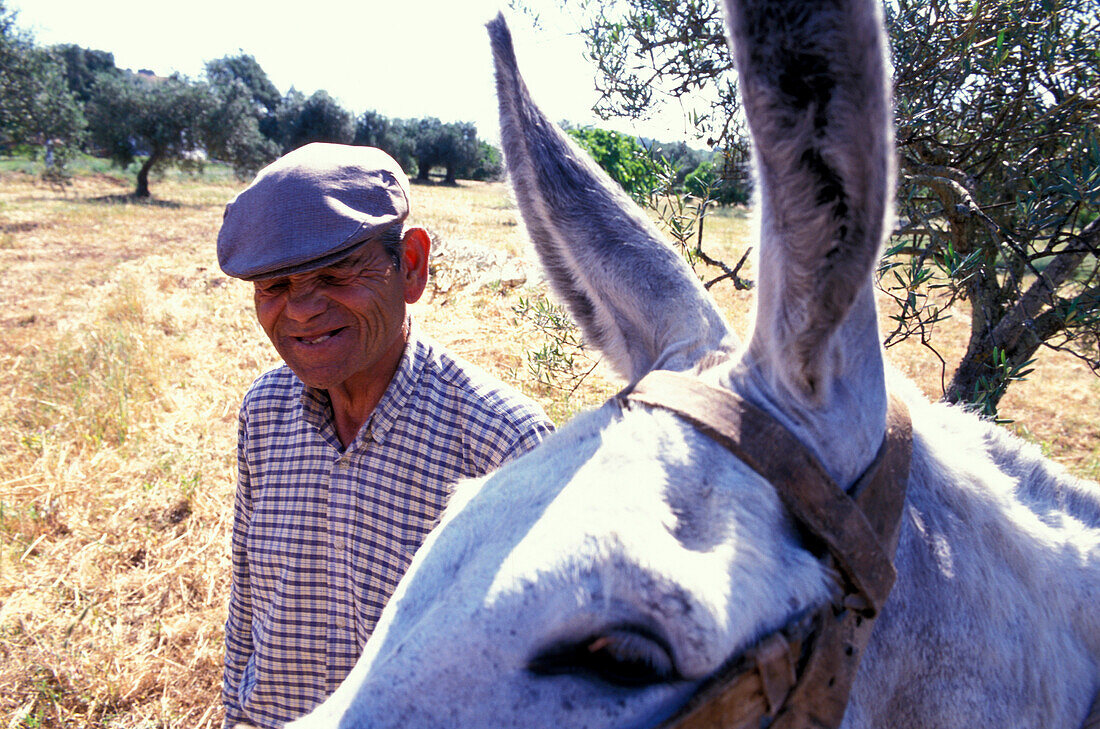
{"left": 217, "top": 143, "right": 411, "bottom": 280}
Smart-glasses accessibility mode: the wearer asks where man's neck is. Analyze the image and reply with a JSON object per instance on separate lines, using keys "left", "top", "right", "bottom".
{"left": 326, "top": 332, "right": 409, "bottom": 448}
{"left": 329, "top": 392, "right": 381, "bottom": 448}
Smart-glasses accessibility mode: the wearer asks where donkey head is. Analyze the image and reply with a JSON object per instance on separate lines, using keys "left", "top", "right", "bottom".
{"left": 291, "top": 0, "right": 894, "bottom": 725}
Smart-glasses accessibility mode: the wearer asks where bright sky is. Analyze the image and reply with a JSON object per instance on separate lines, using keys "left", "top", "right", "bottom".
{"left": 11, "top": 0, "right": 702, "bottom": 145}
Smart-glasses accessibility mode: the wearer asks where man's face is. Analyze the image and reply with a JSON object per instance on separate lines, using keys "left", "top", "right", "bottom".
{"left": 253, "top": 240, "right": 410, "bottom": 394}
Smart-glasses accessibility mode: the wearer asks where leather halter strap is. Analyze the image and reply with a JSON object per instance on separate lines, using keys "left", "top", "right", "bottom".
{"left": 621, "top": 369, "right": 913, "bottom": 729}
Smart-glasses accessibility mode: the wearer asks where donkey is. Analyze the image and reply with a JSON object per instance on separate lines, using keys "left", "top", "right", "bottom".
{"left": 289, "top": 0, "right": 1100, "bottom": 726}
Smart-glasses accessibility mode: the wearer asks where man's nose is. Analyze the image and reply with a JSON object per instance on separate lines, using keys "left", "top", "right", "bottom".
{"left": 283, "top": 283, "right": 327, "bottom": 321}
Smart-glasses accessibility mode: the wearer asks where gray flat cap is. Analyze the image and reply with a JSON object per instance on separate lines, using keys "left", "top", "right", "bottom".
{"left": 217, "top": 143, "right": 411, "bottom": 280}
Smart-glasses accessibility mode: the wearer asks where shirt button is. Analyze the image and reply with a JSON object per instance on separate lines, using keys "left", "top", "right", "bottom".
{"left": 335, "top": 617, "right": 346, "bottom": 629}
{"left": 333, "top": 537, "right": 345, "bottom": 552}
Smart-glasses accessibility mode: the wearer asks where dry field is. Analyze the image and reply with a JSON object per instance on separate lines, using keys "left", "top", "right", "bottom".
{"left": 0, "top": 168, "right": 1096, "bottom": 728}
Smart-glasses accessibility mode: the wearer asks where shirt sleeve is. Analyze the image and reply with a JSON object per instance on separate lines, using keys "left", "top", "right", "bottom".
{"left": 472, "top": 401, "right": 555, "bottom": 475}
{"left": 223, "top": 406, "right": 254, "bottom": 728}
{"left": 500, "top": 413, "right": 555, "bottom": 465}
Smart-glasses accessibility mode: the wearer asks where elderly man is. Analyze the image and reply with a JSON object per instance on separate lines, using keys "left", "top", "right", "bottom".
{"left": 217, "top": 143, "right": 553, "bottom": 728}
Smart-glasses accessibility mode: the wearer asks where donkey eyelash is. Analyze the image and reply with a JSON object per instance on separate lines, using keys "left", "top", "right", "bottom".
{"left": 527, "top": 626, "right": 681, "bottom": 687}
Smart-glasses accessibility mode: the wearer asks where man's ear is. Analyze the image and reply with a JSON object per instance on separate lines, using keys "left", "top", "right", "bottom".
{"left": 401, "top": 227, "right": 431, "bottom": 304}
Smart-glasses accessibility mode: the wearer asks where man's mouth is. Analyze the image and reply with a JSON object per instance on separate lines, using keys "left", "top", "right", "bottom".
{"left": 294, "top": 327, "right": 345, "bottom": 345}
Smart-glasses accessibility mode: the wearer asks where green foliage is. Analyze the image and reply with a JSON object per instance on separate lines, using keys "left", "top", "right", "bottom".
{"left": 967, "top": 347, "right": 1036, "bottom": 423}
{"left": 565, "top": 125, "right": 659, "bottom": 202}
{"left": 50, "top": 43, "right": 120, "bottom": 103}
{"left": 203, "top": 76, "right": 280, "bottom": 179}
{"left": 204, "top": 53, "right": 283, "bottom": 170}
{"left": 0, "top": 4, "right": 86, "bottom": 180}
{"left": 555, "top": 0, "right": 1100, "bottom": 417}
{"left": 512, "top": 294, "right": 597, "bottom": 394}
{"left": 205, "top": 53, "right": 281, "bottom": 115}
{"left": 642, "top": 134, "right": 751, "bottom": 205}
{"left": 0, "top": 1, "right": 33, "bottom": 139}
{"left": 410, "top": 117, "right": 483, "bottom": 183}
{"left": 24, "top": 48, "right": 86, "bottom": 183}
{"left": 649, "top": 154, "right": 753, "bottom": 290}
{"left": 563, "top": 123, "right": 748, "bottom": 211}
{"left": 354, "top": 109, "right": 417, "bottom": 172}
{"left": 570, "top": 0, "right": 735, "bottom": 142}
{"left": 86, "top": 71, "right": 273, "bottom": 196}
{"left": 682, "top": 157, "right": 749, "bottom": 206}
{"left": 275, "top": 88, "right": 355, "bottom": 153}
{"left": 645, "top": 140, "right": 709, "bottom": 184}
{"left": 682, "top": 160, "right": 715, "bottom": 200}
{"left": 887, "top": 0, "right": 1100, "bottom": 411}
{"left": 354, "top": 113, "right": 501, "bottom": 182}
{"left": 469, "top": 140, "right": 504, "bottom": 181}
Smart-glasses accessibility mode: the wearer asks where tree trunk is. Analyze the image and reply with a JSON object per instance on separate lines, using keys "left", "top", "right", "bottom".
{"left": 945, "top": 218, "right": 1100, "bottom": 414}
{"left": 134, "top": 153, "right": 159, "bottom": 198}
{"left": 416, "top": 158, "right": 431, "bottom": 181}
{"left": 944, "top": 335, "right": 1039, "bottom": 414}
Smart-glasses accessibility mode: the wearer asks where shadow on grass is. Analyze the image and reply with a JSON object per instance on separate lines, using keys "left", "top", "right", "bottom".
{"left": 83, "top": 193, "right": 188, "bottom": 209}
{"left": 1, "top": 221, "right": 41, "bottom": 234}
{"left": 410, "top": 177, "right": 463, "bottom": 188}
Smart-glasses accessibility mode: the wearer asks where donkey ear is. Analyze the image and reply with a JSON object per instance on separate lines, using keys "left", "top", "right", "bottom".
{"left": 722, "top": 0, "right": 894, "bottom": 405}
{"left": 487, "top": 15, "right": 735, "bottom": 382}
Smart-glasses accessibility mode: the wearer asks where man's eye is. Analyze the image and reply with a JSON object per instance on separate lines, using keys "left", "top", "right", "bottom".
{"left": 256, "top": 282, "right": 287, "bottom": 295}
{"left": 527, "top": 627, "right": 679, "bottom": 687}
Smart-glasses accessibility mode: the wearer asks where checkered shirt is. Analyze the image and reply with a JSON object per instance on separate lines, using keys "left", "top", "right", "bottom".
{"left": 222, "top": 323, "right": 553, "bottom": 728}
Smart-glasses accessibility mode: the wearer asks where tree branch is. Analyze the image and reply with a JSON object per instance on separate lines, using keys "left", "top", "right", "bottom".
{"left": 987, "top": 217, "right": 1100, "bottom": 353}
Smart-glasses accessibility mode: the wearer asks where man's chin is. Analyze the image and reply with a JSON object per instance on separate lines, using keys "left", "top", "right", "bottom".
{"left": 280, "top": 359, "right": 351, "bottom": 391}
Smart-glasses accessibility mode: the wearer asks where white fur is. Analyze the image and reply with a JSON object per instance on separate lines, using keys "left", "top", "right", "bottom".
{"left": 288, "top": 1, "right": 1100, "bottom": 726}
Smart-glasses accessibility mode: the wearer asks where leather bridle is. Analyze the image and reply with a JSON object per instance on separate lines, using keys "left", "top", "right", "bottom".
{"left": 618, "top": 369, "right": 913, "bottom": 729}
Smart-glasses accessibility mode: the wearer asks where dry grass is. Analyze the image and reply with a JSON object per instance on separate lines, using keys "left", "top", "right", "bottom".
{"left": 0, "top": 169, "right": 1096, "bottom": 728}
{"left": 0, "top": 171, "right": 272, "bottom": 728}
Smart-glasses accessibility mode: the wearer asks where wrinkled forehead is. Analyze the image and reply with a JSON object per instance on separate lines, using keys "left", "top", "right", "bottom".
{"left": 251, "top": 238, "right": 388, "bottom": 288}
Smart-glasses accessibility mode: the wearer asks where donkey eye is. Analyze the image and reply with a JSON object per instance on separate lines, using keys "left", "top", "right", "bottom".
{"left": 528, "top": 627, "right": 679, "bottom": 687}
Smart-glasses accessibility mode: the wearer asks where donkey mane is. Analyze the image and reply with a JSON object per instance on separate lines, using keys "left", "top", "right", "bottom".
{"left": 853, "top": 383, "right": 1100, "bottom": 725}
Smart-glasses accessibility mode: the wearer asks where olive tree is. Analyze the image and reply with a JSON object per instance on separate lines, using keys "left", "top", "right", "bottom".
{"left": 410, "top": 118, "right": 483, "bottom": 184}
{"left": 205, "top": 53, "right": 281, "bottom": 116}
{"left": 0, "top": 3, "right": 86, "bottom": 178}
{"left": 354, "top": 110, "right": 417, "bottom": 172}
{"left": 274, "top": 89, "right": 355, "bottom": 153}
{"left": 87, "top": 72, "right": 273, "bottom": 197}
{"left": 552, "top": 0, "right": 1100, "bottom": 415}
{"left": 51, "top": 43, "right": 120, "bottom": 103}
{"left": 87, "top": 74, "right": 210, "bottom": 196}
{"left": 886, "top": 0, "right": 1099, "bottom": 414}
